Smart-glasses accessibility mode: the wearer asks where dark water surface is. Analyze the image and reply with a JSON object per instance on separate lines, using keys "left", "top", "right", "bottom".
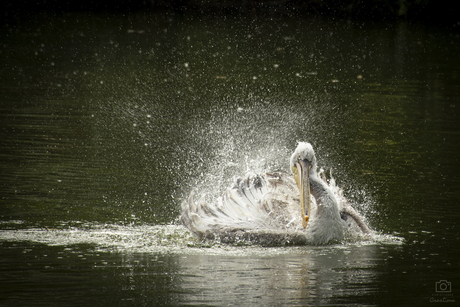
{"left": 1, "top": 11, "right": 459, "bottom": 306}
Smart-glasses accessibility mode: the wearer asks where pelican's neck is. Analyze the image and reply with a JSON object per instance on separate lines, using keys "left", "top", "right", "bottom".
{"left": 307, "top": 171, "right": 343, "bottom": 244}
{"left": 309, "top": 172, "right": 338, "bottom": 212}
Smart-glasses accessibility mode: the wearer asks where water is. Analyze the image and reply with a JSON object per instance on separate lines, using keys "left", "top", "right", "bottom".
{"left": 1, "top": 11, "right": 460, "bottom": 306}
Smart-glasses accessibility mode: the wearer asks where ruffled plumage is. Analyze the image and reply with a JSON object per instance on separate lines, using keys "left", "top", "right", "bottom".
{"left": 181, "top": 169, "right": 370, "bottom": 245}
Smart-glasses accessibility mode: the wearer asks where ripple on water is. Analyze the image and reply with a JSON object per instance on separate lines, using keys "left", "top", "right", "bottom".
{"left": 0, "top": 221, "right": 403, "bottom": 256}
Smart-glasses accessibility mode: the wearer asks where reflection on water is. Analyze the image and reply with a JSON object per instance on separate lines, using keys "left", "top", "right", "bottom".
{"left": 179, "top": 245, "right": 381, "bottom": 306}
{"left": 1, "top": 10, "right": 460, "bottom": 306}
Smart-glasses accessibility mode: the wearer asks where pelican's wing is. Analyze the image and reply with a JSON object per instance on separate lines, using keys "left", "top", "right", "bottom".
{"left": 181, "top": 169, "right": 370, "bottom": 245}
{"left": 181, "top": 172, "right": 309, "bottom": 245}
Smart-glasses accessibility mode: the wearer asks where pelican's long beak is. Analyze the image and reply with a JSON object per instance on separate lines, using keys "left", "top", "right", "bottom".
{"left": 294, "top": 160, "right": 311, "bottom": 229}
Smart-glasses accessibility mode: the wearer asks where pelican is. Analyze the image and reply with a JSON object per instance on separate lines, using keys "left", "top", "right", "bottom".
{"left": 181, "top": 142, "right": 370, "bottom": 245}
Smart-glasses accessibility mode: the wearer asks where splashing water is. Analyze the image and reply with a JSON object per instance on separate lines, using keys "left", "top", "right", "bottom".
{"left": 0, "top": 220, "right": 403, "bottom": 254}
{"left": 173, "top": 101, "right": 402, "bottom": 246}
{"left": 175, "top": 99, "right": 318, "bottom": 203}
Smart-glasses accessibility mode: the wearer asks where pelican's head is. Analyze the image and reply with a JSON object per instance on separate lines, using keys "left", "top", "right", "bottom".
{"left": 290, "top": 142, "right": 316, "bottom": 229}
